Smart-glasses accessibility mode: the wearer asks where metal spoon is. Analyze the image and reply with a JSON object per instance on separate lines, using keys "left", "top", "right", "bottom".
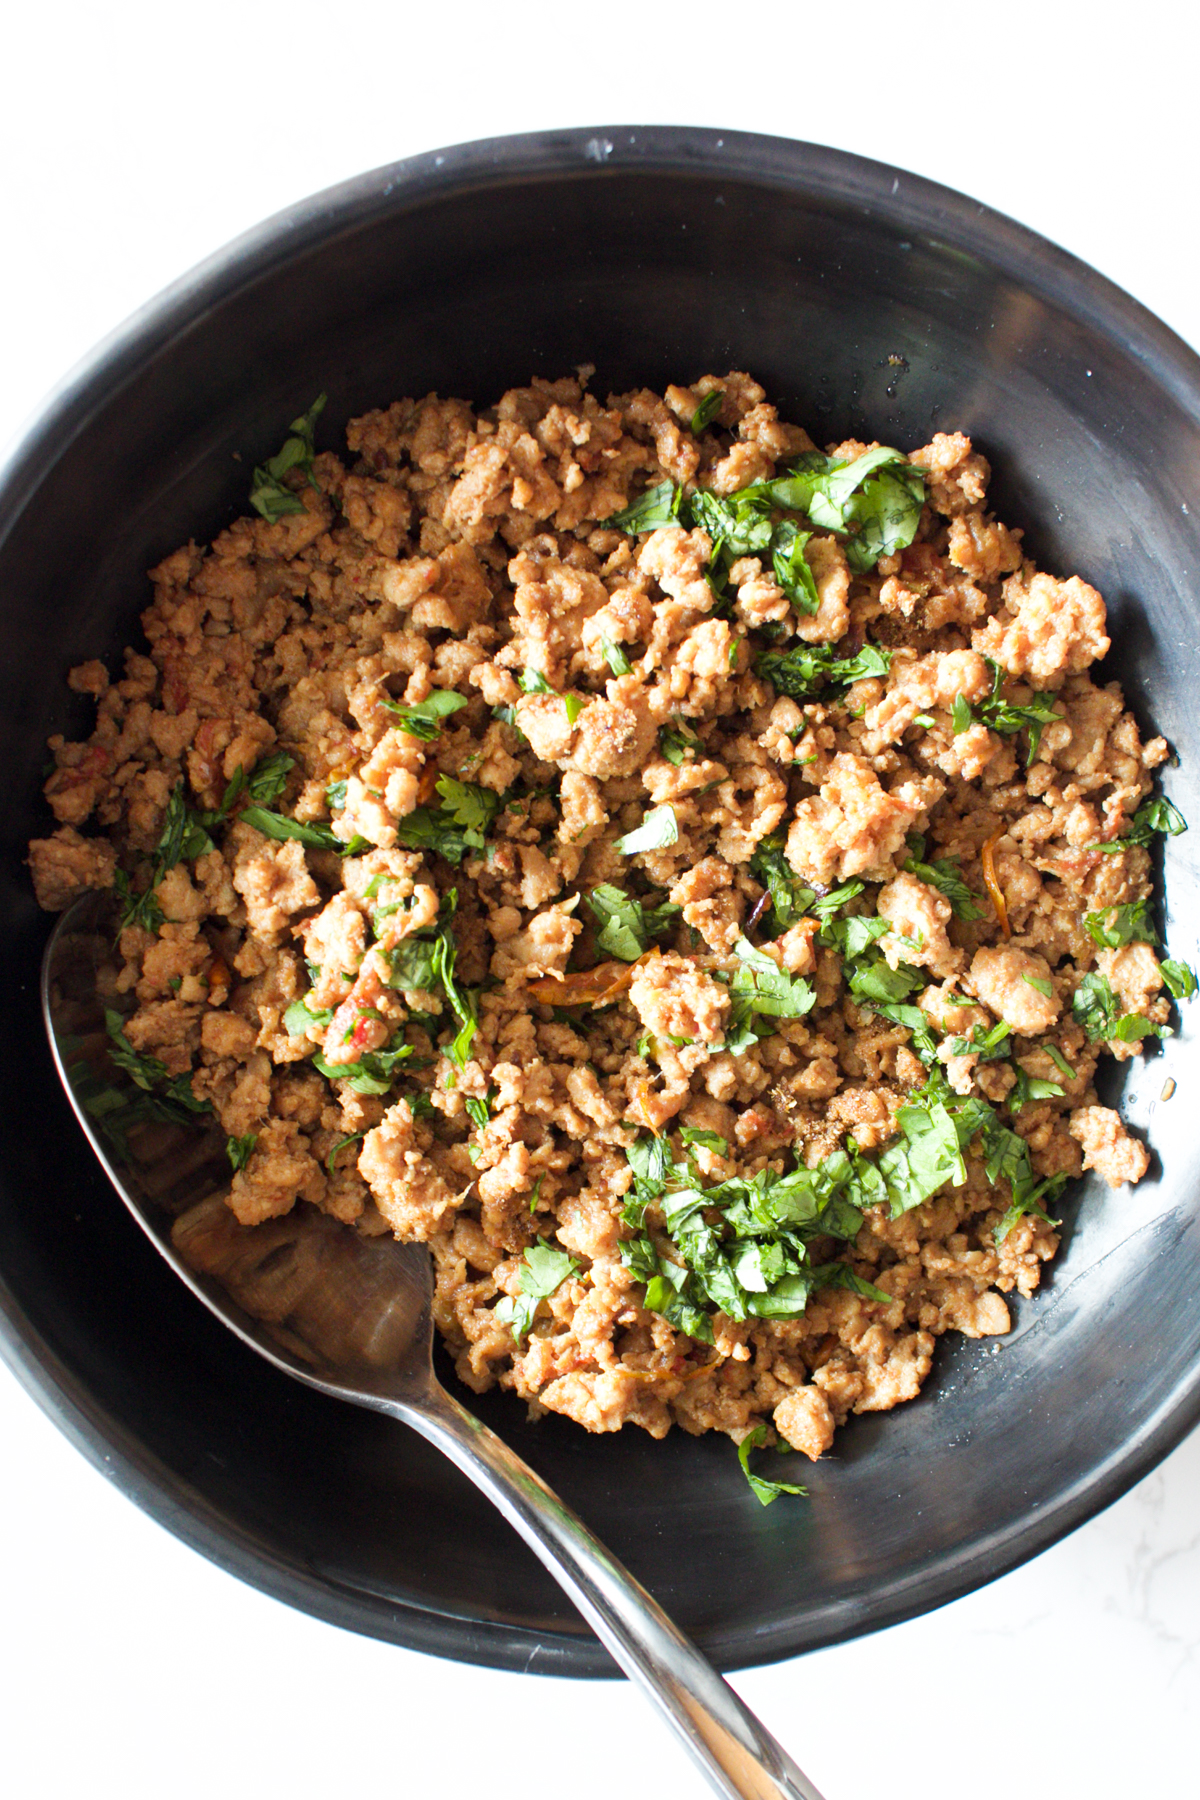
{"left": 43, "top": 895, "right": 826, "bottom": 1800}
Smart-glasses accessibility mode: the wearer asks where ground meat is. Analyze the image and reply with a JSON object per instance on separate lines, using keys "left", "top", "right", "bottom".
{"left": 39, "top": 371, "right": 1173, "bottom": 1468}
{"left": 1068, "top": 1106, "right": 1150, "bottom": 1188}
{"left": 973, "top": 570, "right": 1110, "bottom": 687}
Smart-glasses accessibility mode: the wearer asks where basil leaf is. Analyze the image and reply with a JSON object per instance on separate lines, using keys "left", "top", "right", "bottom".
{"left": 903, "top": 854, "right": 986, "bottom": 921}
{"left": 602, "top": 481, "right": 683, "bottom": 534}
{"left": 240, "top": 807, "right": 345, "bottom": 851}
{"left": 877, "top": 1099, "right": 967, "bottom": 1216}
{"left": 729, "top": 935, "right": 817, "bottom": 1022}
{"left": 249, "top": 394, "right": 326, "bottom": 522}
{"left": 326, "top": 1131, "right": 364, "bottom": 1176}
{"left": 616, "top": 805, "right": 679, "bottom": 855}
{"left": 1161, "top": 958, "right": 1197, "bottom": 998}
{"left": 600, "top": 637, "right": 632, "bottom": 676}
{"left": 659, "top": 720, "right": 701, "bottom": 766}
{"left": 311, "top": 1040, "right": 413, "bottom": 1095}
{"left": 283, "top": 996, "right": 335, "bottom": 1037}
{"left": 737, "top": 1423, "right": 807, "bottom": 1507}
{"left": 517, "top": 669, "right": 554, "bottom": 695}
{"left": 1084, "top": 900, "right": 1158, "bottom": 948}
{"left": 770, "top": 520, "right": 820, "bottom": 615}
{"left": 1071, "top": 971, "right": 1166, "bottom": 1044}
{"left": 495, "top": 1241, "right": 580, "bottom": 1344}
{"left": 690, "top": 390, "right": 723, "bottom": 433}
{"left": 226, "top": 1133, "right": 257, "bottom": 1172}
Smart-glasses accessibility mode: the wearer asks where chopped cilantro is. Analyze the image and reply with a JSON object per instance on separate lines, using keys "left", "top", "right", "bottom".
{"left": 1084, "top": 900, "right": 1158, "bottom": 948}
{"left": 517, "top": 669, "right": 554, "bottom": 696}
{"left": 380, "top": 689, "right": 469, "bottom": 740}
{"left": 396, "top": 774, "right": 501, "bottom": 865}
{"left": 1071, "top": 972, "right": 1167, "bottom": 1044}
{"left": 755, "top": 641, "right": 891, "bottom": 699}
{"left": 659, "top": 720, "right": 702, "bottom": 766}
{"left": 494, "top": 1242, "right": 580, "bottom": 1344}
{"left": 249, "top": 394, "right": 326, "bottom": 522}
{"left": 584, "top": 884, "right": 679, "bottom": 961}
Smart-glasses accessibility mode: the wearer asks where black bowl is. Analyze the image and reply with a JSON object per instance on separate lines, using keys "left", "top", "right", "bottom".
{"left": 3, "top": 127, "right": 1199, "bottom": 1677}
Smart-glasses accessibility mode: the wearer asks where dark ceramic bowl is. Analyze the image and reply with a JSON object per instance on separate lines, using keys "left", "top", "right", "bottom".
{"left": 3, "top": 128, "right": 1199, "bottom": 1677}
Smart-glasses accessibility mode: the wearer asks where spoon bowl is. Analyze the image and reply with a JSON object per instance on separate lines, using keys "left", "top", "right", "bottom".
{"left": 42, "top": 893, "right": 825, "bottom": 1800}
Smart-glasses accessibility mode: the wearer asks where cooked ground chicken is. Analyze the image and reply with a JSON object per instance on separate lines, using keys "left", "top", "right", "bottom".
{"left": 31, "top": 370, "right": 1180, "bottom": 1467}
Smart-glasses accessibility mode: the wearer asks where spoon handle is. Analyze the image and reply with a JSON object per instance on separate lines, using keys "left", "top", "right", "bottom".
{"left": 393, "top": 1382, "right": 827, "bottom": 1800}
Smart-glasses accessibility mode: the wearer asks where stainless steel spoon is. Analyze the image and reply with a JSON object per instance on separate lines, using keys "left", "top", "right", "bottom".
{"left": 43, "top": 895, "right": 826, "bottom": 1800}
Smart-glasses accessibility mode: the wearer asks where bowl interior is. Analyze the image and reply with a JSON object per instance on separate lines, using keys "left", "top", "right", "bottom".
{"left": 3, "top": 129, "right": 1199, "bottom": 1674}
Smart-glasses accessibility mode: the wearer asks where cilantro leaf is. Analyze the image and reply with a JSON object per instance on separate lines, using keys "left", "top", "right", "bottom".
{"left": 615, "top": 805, "right": 679, "bottom": 855}
{"left": 249, "top": 394, "right": 326, "bottom": 522}
{"left": 226, "top": 1133, "right": 257, "bottom": 1172}
{"left": 737, "top": 1424, "right": 807, "bottom": 1507}
{"left": 1084, "top": 899, "right": 1158, "bottom": 948}
{"left": 495, "top": 1241, "right": 580, "bottom": 1344}
{"left": 659, "top": 720, "right": 701, "bottom": 766}
{"left": 584, "top": 883, "right": 678, "bottom": 961}
{"left": 602, "top": 481, "right": 683, "bottom": 534}
{"left": 380, "top": 690, "right": 469, "bottom": 740}
{"left": 396, "top": 775, "right": 501, "bottom": 865}
{"left": 1071, "top": 972, "right": 1166, "bottom": 1044}
{"left": 755, "top": 641, "right": 891, "bottom": 699}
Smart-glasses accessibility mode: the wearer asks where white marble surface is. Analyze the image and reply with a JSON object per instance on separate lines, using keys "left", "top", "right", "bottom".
{"left": 3, "top": 7, "right": 1199, "bottom": 1796}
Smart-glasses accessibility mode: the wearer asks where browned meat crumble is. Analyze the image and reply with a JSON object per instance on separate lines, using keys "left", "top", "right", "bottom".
{"left": 31, "top": 368, "right": 1178, "bottom": 1468}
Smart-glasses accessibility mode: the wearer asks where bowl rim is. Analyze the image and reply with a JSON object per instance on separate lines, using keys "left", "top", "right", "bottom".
{"left": 4, "top": 123, "right": 1200, "bottom": 1678}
